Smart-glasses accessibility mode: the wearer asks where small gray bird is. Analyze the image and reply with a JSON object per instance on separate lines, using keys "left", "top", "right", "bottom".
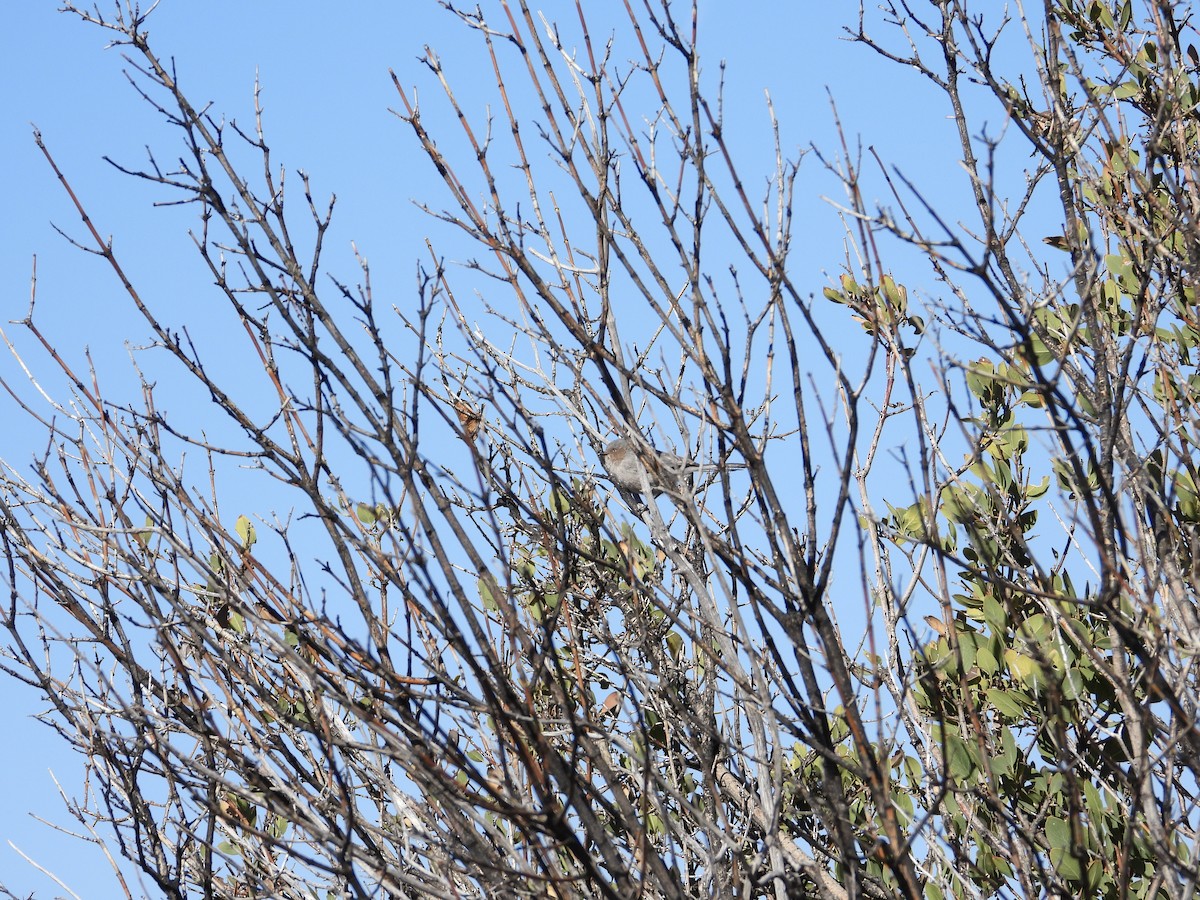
{"left": 601, "top": 438, "right": 745, "bottom": 497}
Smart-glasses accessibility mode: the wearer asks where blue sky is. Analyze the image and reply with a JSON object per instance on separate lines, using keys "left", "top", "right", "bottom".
{"left": 2, "top": 3, "right": 1008, "bottom": 895}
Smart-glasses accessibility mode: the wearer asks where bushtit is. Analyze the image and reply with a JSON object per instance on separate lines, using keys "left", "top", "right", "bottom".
{"left": 601, "top": 438, "right": 744, "bottom": 497}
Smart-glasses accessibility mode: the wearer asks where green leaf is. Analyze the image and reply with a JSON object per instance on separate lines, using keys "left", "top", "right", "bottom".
{"left": 355, "top": 502, "right": 377, "bottom": 525}
{"left": 1017, "top": 614, "right": 1052, "bottom": 643}
{"left": 991, "top": 728, "right": 1019, "bottom": 776}
{"left": 1174, "top": 470, "right": 1200, "bottom": 521}
{"left": 1062, "top": 667, "right": 1086, "bottom": 700}
{"left": 268, "top": 814, "right": 289, "bottom": 839}
{"left": 1047, "top": 815, "right": 1085, "bottom": 880}
{"left": 1026, "top": 475, "right": 1051, "bottom": 499}
{"left": 235, "top": 513, "right": 256, "bottom": 549}
{"left": 1046, "top": 815, "right": 1071, "bottom": 850}
{"left": 990, "top": 425, "right": 1028, "bottom": 462}
{"left": 1113, "top": 79, "right": 1140, "bottom": 100}
{"left": 666, "top": 631, "right": 684, "bottom": 659}
{"left": 986, "top": 687, "right": 1026, "bottom": 718}
{"left": 526, "top": 595, "right": 544, "bottom": 622}
{"left": 943, "top": 731, "right": 975, "bottom": 781}
{"left": 965, "top": 359, "right": 998, "bottom": 402}
{"left": 982, "top": 595, "right": 1007, "bottom": 631}
{"left": 880, "top": 273, "right": 907, "bottom": 315}
{"left": 1087, "top": 0, "right": 1115, "bottom": 29}
{"left": 134, "top": 514, "right": 154, "bottom": 550}
{"left": 1026, "top": 331, "right": 1057, "bottom": 366}
{"left": 956, "top": 630, "right": 979, "bottom": 672}
{"left": 976, "top": 644, "right": 999, "bottom": 675}
{"left": 549, "top": 488, "right": 571, "bottom": 516}
{"left": 1004, "top": 648, "right": 1043, "bottom": 688}
{"left": 515, "top": 548, "right": 538, "bottom": 581}
{"left": 941, "top": 484, "right": 983, "bottom": 525}
{"left": 479, "top": 578, "right": 499, "bottom": 613}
